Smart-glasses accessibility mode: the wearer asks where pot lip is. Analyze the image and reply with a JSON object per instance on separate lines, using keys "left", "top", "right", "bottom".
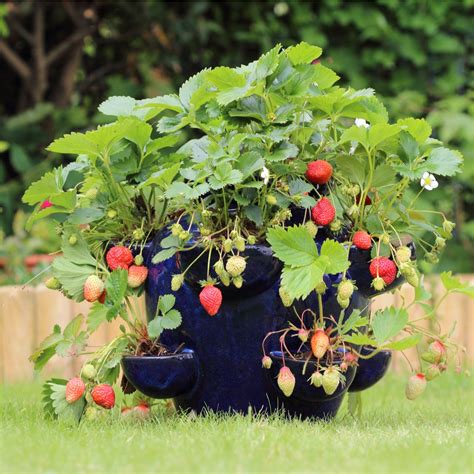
{"left": 122, "top": 348, "right": 195, "bottom": 361}
{"left": 269, "top": 350, "right": 350, "bottom": 367}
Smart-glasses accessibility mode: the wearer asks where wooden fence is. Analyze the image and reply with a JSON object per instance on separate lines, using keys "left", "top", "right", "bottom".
{"left": 1, "top": 276, "right": 473, "bottom": 383}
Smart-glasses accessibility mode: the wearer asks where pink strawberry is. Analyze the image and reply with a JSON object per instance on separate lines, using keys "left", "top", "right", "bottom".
{"left": 305, "top": 160, "right": 333, "bottom": 185}
{"left": 127, "top": 265, "right": 148, "bottom": 288}
{"left": 310, "top": 329, "right": 330, "bottom": 359}
{"left": 353, "top": 230, "right": 372, "bottom": 250}
{"left": 262, "top": 356, "right": 272, "bottom": 369}
{"left": 98, "top": 290, "right": 106, "bottom": 304}
{"left": 405, "top": 373, "right": 427, "bottom": 400}
{"left": 132, "top": 403, "right": 151, "bottom": 420}
{"left": 311, "top": 197, "right": 336, "bottom": 226}
{"left": 106, "top": 246, "right": 134, "bottom": 270}
{"left": 199, "top": 285, "right": 222, "bottom": 316}
{"left": 40, "top": 200, "right": 53, "bottom": 209}
{"left": 84, "top": 275, "right": 105, "bottom": 303}
{"left": 369, "top": 257, "right": 397, "bottom": 285}
{"left": 65, "top": 377, "right": 85, "bottom": 404}
{"left": 91, "top": 384, "right": 115, "bottom": 409}
{"left": 421, "top": 340, "right": 446, "bottom": 364}
{"left": 277, "top": 366, "right": 295, "bottom": 397}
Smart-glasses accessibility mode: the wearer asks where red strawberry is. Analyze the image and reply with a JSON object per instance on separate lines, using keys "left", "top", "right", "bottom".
{"left": 353, "top": 230, "right": 372, "bottom": 250}
{"left": 305, "top": 160, "right": 333, "bottom": 185}
{"left": 127, "top": 265, "right": 148, "bottom": 288}
{"left": 65, "top": 377, "right": 85, "bottom": 404}
{"left": 311, "top": 197, "right": 336, "bottom": 226}
{"left": 98, "top": 290, "right": 106, "bottom": 304}
{"left": 84, "top": 275, "right": 105, "bottom": 303}
{"left": 369, "top": 257, "right": 397, "bottom": 285}
{"left": 199, "top": 285, "right": 222, "bottom": 316}
{"left": 133, "top": 403, "right": 151, "bottom": 420}
{"left": 310, "top": 329, "right": 330, "bottom": 359}
{"left": 106, "top": 246, "right": 134, "bottom": 270}
{"left": 91, "top": 384, "right": 115, "bottom": 409}
{"left": 40, "top": 199, "right": 53, "bottom": 209}
{"left": 277, "top": 366, "right": 296, "bottom": 397}
{"left": 356, "top": 193, "right": 372, "bottom": 205}
{"left": 405, "top": 373, "right": 427, "bottom": 400}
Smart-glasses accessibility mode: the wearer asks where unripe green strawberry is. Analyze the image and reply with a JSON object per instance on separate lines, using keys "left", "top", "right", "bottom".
{"left": 277, "top": 366, "right": 295, "bottom": 397}
{"left": 223, "top": 238, "right": 233, "bottom": 253}
{"left": 107, "top": 209, "right": 117, "bottom": 218}
{"left": 230, "top": 230, "right": 238, "bottom": 239}
{"left": 442, "top": 220, "right": 455, "bottom": 233}
{"left": 202, "top": 209, "right": 212, "bottom": 218}
{"left": 171, "top": 223, "right": 183, "bottom": 236}
{"left": 171, "top": 274, "right": 184, "bottom": 291}
{"left": 371, "top": 276, "right": 386, "bottom": 291}
{"left": 405, "top": 272, "right": 419, "bottom": 288}
{"left": 322, "top": 367, "right": 340, "bottom": 395}
{"left": 435, "top": 236, "right": 446, "bottom": 249}
{"left": 220, "top": 271, "right": 231, "bottom": 287}
{"left": 85, "top": 188, "right": 98, "bottom": 199}
{"left": 315, "top": 281, "right": 327, "bottom": 295}
{"left": 329, "top": 219, "right": 342, "bottom": 232}
{"left": 81, "top": 363, "right": 97, "bottom": 380}
{"left": 233, "top": 276, "right": 243, "bottom": 288}
{"left": 425, "top": 252, "right": 439, "bottom": 264}
{"left": 132, "top": 228, "right": 145, "bottom": 240}
{"left": 279, "top": 287, "right": 294, "bottom": 307}
{"left": 45, "top": 277, "right": 61, "bottom": 290}
{"left": 337, "top": 280, "right": 354, "bottom": 299}
{"left": 405, "top": 373, "right": 426, "bottom": 400}
{"left": 337, "top": 295, "right": 350, "bottom": 309}
{"left": 68, "top": 234, "right": 78, "bottom": 246}
{"left": 310, "top": 371, "right": 323, "bottom": 388}
{"left": 262, "top": 356, "right": 272, "bottom": 369}
{"left": 396, "top": 246, "right": 412, "bottom": 263}
{"left": 311, "top": 329, "right": 330, "bottom": 359}
{"left": 381, "top": 233, "right": 390, "bottom": 245}
{"left": 200, "top": 227, "right": 211, "bottom": 236}
{"left": 266, "top": 195, "right": 277, "bottom": 206}
{"left": 213, "top": 260, "right": 225, "bottom": 276}
{"left": 134, "top": 254, "right": 144, "bottom": 266}
{"left": 226, "top": 255, "right": 246, "bottom": 277}
{"left": 349, "top": 184, "right": 360, "bottom": 196}
{"left": 425, "top": 364, "right": 441, "bottom": 381}
{"left": 421, "top": 340, "right": 446, "bottom": 364}
{"left": 305, "top": 221, "right": 318, "bottom": 238}
{"left": 298, "top": 328, "right": 309, "bottom": 342}
{"left": 247, "top": 235, "right": 257, "bottom": 245}
{"left": 347, "top": 204, "right": 359, "bottom": 217}
{"left": 179, "top": 230, "right": 191, "bottom": 241}
{"left": 399, "top": 262, "right": 416, "bottom": 277}
{"left": 234, "top": 236, "right": 246, "bottom": 252}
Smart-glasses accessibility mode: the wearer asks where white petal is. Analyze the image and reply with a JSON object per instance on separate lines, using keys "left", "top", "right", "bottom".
{"left": 422, "top": 171, "right": 430, "bottom": 180}
{"left": 425, "top": 184, "right": 433, "bottom": 191}
{"left": 355, "top": 118, "right": 368, "bottom": 128}
{"left": 431, "top": 179, "right": 439, "bottom": 189}
{"left": 420, "top": 178, "right": 426, "bottom": 187}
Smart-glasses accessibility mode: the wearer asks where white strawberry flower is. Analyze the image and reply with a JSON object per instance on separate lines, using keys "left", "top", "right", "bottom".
{"left": 355, "top": 118, "right": 370, "bottom": 128}
{"left": 261, "top": 166, "right": 270, "bottom": 185}
{"left": 420, "top": 172, "right": 439, "bottom": 191}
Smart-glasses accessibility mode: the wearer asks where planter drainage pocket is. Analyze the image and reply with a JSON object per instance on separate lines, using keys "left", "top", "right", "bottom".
{"left": 349, "top": 347, "right": 392, "bottom": 393}
{"left": 121, "top": 349, "right": 198, "bottom": 399}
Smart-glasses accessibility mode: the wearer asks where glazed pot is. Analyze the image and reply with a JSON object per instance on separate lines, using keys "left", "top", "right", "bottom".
{"left": 123, "top": 228, "right": 406, "bottom": 420}
{"left": 348, "top": 347, "right": 392, "bottom": 393}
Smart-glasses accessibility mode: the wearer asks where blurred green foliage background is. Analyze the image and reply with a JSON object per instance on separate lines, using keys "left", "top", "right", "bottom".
{"left": 0, "top": 0, "right": 473, "bottom": 281}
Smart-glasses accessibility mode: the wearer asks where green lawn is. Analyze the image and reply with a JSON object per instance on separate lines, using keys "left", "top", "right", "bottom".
{"left": 1, "top": 373, "right": 473, "bottom": 474}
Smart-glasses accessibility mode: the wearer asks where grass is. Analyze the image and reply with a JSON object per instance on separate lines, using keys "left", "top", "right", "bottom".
{"left": 1, "top": 373, "right": 473, "bottom": 474}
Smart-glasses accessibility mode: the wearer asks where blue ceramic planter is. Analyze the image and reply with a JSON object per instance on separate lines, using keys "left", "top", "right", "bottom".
{"left": 348, "top": 347, "right": 392, "bottom": 393}
{"left": 123, "top": 229, "right": 403, "bottom": 420}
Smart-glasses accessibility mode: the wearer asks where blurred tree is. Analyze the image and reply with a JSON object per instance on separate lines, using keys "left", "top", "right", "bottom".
{"left": 0, "top": 0, "right": 472, "bottom": 270}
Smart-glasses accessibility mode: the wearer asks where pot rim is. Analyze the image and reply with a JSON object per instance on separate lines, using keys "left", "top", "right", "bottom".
{"left": 122, "top": 348, "right": 195, "bottom": 361}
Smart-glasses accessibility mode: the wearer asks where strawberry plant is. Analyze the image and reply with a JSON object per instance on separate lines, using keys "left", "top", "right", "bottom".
{"left": 23, "top": 42, "right": 473, "bottom": 421}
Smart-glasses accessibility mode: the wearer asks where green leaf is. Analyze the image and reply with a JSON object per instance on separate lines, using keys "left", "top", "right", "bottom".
{"left": 397, "top": 118, "right": 432, "bottom": 144}
{"left": 98, "top": 96, "right": 137, "bottom": 117}
{"left": 235, "top": 152, "right": 264, "bottom": 178}
{"left": 286, "top": 42, "right": 322, "bottom": 65}
{"left": 61, "top": 233, "right": 97, "bottom": 266}
{"left": 267, "top": 226, "right": 318, "bottom": 266}
{"left": 158, "top": 294, "right": 176, "bottom": 314}
{"left": 161, "top": 309, "right": 182, "bottom": 330}
{"left": 419, "top": 147, "right": 463, "bottom": 177}
{"left": 371, "top": 164, "right": 397, "bottom": 188}
{"left": 151, "top": 247, "right": 177, "bottom": 264}
{"left": 253, "top": 44, "right": 282, "bottom": 80}
{"left": 22, "top": 170, "right": 62, "bottom": 205}
{"left": 415, "top": 282, "right": 432, "bottom": 301}
{"left": 281, "top": 261, "right": 325, "bottom": 300}
{"left": 267, "top": 141, "right": 299, "bottom": 162}
{"left": 320, "top": 240, "right": 349, "bottom": 274}
{"left": 334, "top": 156, "right": 366, "bottom": 186}
{"left": 313, "top": 64, "right": 340, "bottom": 89}
{"left": 371, "top": 307, "right": 409, "bottom": 345}
{"left": 339, "top": 125, "right": 369, "bottom": 148}
{"left": 52, "top": 258, "right": 95, "bottom": 301}
{"left": 339, "top": 309, "right": 368, "bottom": 335}
{"left": 140, "top": 163, "right": 181, "bottom": 189}
{"left": 145, "top": 135, "right": 181, "bottom": 155}
{"left": 148, "top": 317, "right": 163, "bottom": 338}
{"left": 63, "top": 314, "right": 84, "bottom": 339}
{"left": 87, "top": 302, "right": 109, "bottom": 332}
{"left": 343, "top": 333, "right": 377, "bottom": 346}
{"left": 50, "top": 382, "right": 86, "bottom": 423}
{"left": 383, "top": 334, "right": 422, "bottom": 351}
{"left": 105, "top": 270, "right": 128, "bottom": 307}
{"left": 244, "top": 205, "right": 263, "bottom": 227}
{"left": 440, "top": 272, "right": 474, "bottom": 297}
{"left": 136, "top": 94, "right": 184, "bottom": 119}
{"left": 368, "top": 123, "right": 400, "bottom": 148}
{"left": 206, "top": 67, "right": 246, "bottom": 90}
{"left": 122, "top": 117, "right": 152, "bottom": 150}
{"left": 30, "top": 327, "right": 63, "bottom": 370}
{"left": 68, "top": 207, "right": 104, "bottom": 225}
{"left": 208, "top": 163, "right": 243, "bottom": 190}
{"left": 47, "top": 132, "right": 100, "bottom": 156}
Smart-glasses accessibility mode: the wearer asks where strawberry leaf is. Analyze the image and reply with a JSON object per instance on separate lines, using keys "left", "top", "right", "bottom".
{"left": 371, "top": 307, "right": 409, "bottom": 345}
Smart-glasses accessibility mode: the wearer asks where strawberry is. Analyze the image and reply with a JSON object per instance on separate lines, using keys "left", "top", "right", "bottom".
{"left": 421, "top": 340, "right": 446, "bottom": 364}
{"left": 425, "top": 364, "right": 441, "bottom": 381}
{"left": 322, "top": 367, "right": 340, "bottom": 395}
{"left": 311, "top": 197, "right": 336, "bottom": 226}
{"left": 262, "top": 356, "right": 272, "bottom": 369}
{"left": 132, "top": 403, "right": 151, "bottom": 420}
{"left": 298, "top": 328, "right": 309, "bottom": 343}
{"left": 405, "top": 373, "right": 426, "bottom": 400}
{"left": 40, "top": 199, "right": 53, "bottom": 209}
{"left": 353, "top": 230, "right": 372, "bottom": 250}
{"left": 199, "top": 285, "right": 222, "bottom": 316}
{"left": 337, "top": 280, "right": 354, "bottom": 299}
{"left": 106, "top": 246, "right": 133, "bottom": 270}
{"left": 356, "top": 193, "right": 372, "bottom": 205}
{"left": 277, "top": 366, "right": 295, "bottom": 397}
{"left": 344, "top": 352, "right": 358, "bottom": 365}
{"left": 45, "top": 277, "right": 61, "bottom": 290}
{"left": 279, "top": 287, "right": 294, "bottom": 307}
{"left": 81, "top": 363, "right": 97, "bottom": 380}
{"left": 65, "top": 377, "right": 85, "bottom": 404}
{"left": 396, "top": 246, "right": 412, "bottom": 263}
{"left": 84, "top": 275, "right": 105, "bottom": 303}
{"left": 98, "top": 290, "right": 106, "bottom": 304}
{"left": 171, "top": 274, "right": 184, "bottom": 291}
{"left": 127, "top": 265, "right": 148, "bottom": 288}
{"left": 91, "top": 384, "right": 115, "bottom": 409}
{"left": 305, "top": 160, "right": 333, "bottom": 185}
{"left": 369, "top": 257, "right": 397, "bottom": 285}
{"left": 311, "top": 329, "right": 330, "bottom": 359}
{"left": 225, "top": 255, "right": 246, "bottom": 277}
{"left": 305, "top": 220, "right": 318, "bottom": 238}
{"left": 310, "top": 371, "right": 323, "bottom": 388}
